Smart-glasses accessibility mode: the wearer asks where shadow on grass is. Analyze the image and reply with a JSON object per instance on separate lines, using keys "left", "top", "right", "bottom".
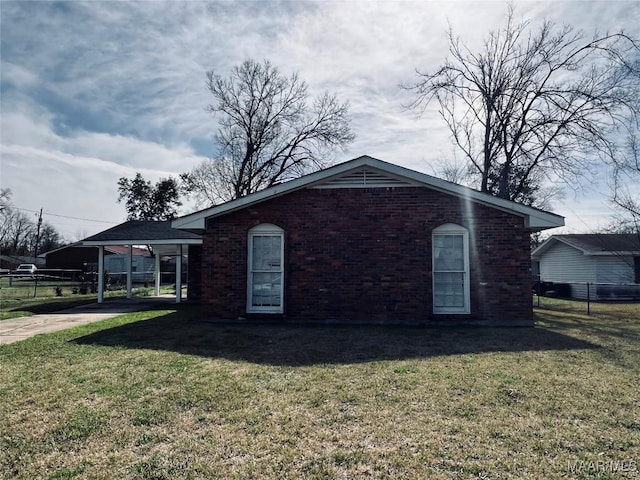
{"left": 536, "top": 309, "right": 640, "bottom": 371}
{"left": 536, "top": 309, "right": 640, "bottom": 343}
{"left": 1, "top": 298, "right": 96, "bottom": 316}
{"left": 0, "top": 298, "right": 178, "bottom": 321}
{"left": 73, "top": 310, "right": 598, "bottom": 366}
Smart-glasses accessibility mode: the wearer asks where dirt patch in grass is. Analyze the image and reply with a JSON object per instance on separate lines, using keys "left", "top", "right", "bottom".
{"left": 1, "top": 304, "right": 638, "bottom": 479}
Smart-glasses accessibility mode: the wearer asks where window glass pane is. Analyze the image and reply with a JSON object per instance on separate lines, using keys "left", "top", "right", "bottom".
{"left": 252, "top": 272, "right": 282, "bottom": 307}
{"left": 434, "top": 272, "right": 464, "bottom": 307}
{"left": 252, "top": 236, "right": 282, "bottom": 271}
{"left": 434, "top": 234, "right": 464, "bottom": 271}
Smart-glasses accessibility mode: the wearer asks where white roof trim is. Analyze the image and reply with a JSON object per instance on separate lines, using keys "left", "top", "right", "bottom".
{"left": 532, "top": 237, "right": 579, "bottom": 258}
{"left": 173, "top": 156, "right": 564, "bottom": 231}
{"left": 82, "top": 239, "right": 202, "bottom": 246}
{"left": 589, "top": 251, "right": 640, "bottom": 256}
{"left": 533, "top": 236, "right": 640, "bottom": 258}
{"left": 38, "top": 241, "right": 83, "bottom": 257}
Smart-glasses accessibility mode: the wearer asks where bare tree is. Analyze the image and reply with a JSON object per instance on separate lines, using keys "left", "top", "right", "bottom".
{"left": 0, "top": 188, "right": 11, "bottom": 212}
{"left": 1, "top": 200, "right": 35, "bottom": 255}
{"left": 181, "top": 161, "right": 233, "bottom": 208}
{"left": 429, "top": 152, "right": 474, "bottom": 185}
{"left": 185, "top": 59, "right": 355, "bottom": 206}
{"left": 0, "top": 189, "right": 13, "bottom": 246}
{"left": 0, "top": 190, "right": 65, "bottom": 256}
{"left": 609, "top": 133, "right": 640, "bottom": 234}
{"left": 405, "top": 5, "right": 640, "bottom": 207}
{"left": 1, "top": 207, "right": 35, "bottom": 255}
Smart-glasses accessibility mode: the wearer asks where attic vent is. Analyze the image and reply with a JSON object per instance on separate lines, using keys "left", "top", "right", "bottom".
{"left": 312, "top": 169, "right": 416, "bottom": 189}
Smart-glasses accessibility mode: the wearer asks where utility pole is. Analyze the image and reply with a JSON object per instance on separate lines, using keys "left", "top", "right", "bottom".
{"left": 33, "top": 208, "right": 43, "bottom": 258}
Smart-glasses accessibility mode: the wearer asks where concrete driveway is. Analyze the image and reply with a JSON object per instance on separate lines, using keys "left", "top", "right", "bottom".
{"left": 0, "top": 297, "right": 176, "bottom": 345}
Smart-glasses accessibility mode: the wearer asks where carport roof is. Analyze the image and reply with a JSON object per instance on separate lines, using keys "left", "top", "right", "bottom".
{"left": 82, "top": 220, "right": 202, "bottom": 246}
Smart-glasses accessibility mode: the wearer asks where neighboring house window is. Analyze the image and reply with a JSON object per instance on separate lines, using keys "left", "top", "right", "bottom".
{"left": 247, "top": 224, "right": 284, "bottom": 313}
{"left": 635, "top": 257, "right": 640, "bottom": 284}
{"left": 432, "top": 223, "right": 470, "bottom": 314}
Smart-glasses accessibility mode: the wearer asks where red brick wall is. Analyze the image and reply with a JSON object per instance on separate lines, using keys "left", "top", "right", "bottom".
{"left": 197, "top": 187, "right": 533, "bottom": 326}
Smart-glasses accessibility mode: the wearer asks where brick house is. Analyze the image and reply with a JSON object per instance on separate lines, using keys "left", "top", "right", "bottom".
{"left": 173, "top": 156, "right": 564, "bottom": 326}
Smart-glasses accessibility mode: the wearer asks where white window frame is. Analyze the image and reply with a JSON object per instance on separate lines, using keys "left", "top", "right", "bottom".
{"left": 247, "top": 224, "right": 284, "bottom": 314}
{"left": 432, "top": 223, "right": 470, "bottom": 314}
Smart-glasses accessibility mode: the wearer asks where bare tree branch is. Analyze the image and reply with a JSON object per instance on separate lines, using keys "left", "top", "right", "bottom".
{"left": 609, "top": 131, "right": 640, "bottom": 234}
{"left": 186, "top": 59, "right": 355, "bottom": 206}
{"left": 403, "top": 5, "right": 640, "bottom": 208}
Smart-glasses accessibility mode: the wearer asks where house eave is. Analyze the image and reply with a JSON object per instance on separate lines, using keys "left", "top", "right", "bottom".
{"left": 532, "top": 235, "right": 640, "bottom": 259}
{"left": 81, "top": 239, "right": 202, "bottom": 247}
{"left": 172, "top": 156, "right": 565, "bottom": 231}
{"left": 587, "top": 251, "right": 640, "bottom": 256}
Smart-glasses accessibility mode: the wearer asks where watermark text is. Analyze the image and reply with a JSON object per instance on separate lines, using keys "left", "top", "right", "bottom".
{"left": 567, "top": 459, "right": 637, "bottom": 474}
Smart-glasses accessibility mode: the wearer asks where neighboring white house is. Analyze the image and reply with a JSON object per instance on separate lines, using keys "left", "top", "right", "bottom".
{"left": 103, "top": 247, "right": 156, "bottom": 284}
{"left": 532, "top": 234, "right": 640, "bottom": 300}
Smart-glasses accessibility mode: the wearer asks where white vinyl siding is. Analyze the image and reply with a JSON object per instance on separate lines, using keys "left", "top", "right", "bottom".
{"left": 539, "top": 242, "right": 595, "bottom": 282}
{"left": 539, "top": 242, "right": 595, "bottom": 299}
{"left": 433, "top": 224, "right": 470, "bottom": 314}
{"left": 538, "top": 242, "right": 639, "bottom": 299}
{"left": 595, "top": 256, "right": 635, "bottom": 284}
{"left": 247, "top": 224, "right": 284, "bottom": 313}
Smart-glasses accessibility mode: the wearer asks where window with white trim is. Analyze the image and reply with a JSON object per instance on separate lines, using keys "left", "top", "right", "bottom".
{"left": 247, "top": 224, "right": 284, "bottom": 313}
{"left": 432, "top": 223, "right": 470, "bottom": 314}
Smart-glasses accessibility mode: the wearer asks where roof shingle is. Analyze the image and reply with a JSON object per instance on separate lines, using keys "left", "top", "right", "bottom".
{"left": 554, "top": 234, "right": 640, "bottom": 253}
{"left": 82, "top": 220, "right": 201, "bottom": 243}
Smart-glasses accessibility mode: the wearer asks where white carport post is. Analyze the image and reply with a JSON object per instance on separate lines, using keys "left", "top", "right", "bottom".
{"left": 154, "top": 251, "right": 161, "bottom": 296}
{"left": 175, "top": 244, "right": 182, "bottom": 303}
{"left": 97, "top": 245, "right": 104, "bottom": 303}
{"left": 126, "top": 244, "right": 133, "bottom": 299}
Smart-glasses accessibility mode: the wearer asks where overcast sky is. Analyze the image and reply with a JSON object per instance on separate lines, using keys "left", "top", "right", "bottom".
{"left": 1, "top": 0, "right": 638, "bottom": 240}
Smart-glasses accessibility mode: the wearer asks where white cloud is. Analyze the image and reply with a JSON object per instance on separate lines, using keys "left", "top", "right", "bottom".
{"left": 0, "top": 101, "right": 207, "bottom": 239}
{"left": 1, "top": 0, "right": 637, "bottom": 238}
{"left": 0, "top": 62, "right": 40, "bottom": 88}
{"left": 1, "top": 102, "right": 206, "bottom": 173}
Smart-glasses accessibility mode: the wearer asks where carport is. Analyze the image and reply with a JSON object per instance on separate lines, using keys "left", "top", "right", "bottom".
{"left": 81, "top": 220, "right": 202, "bottom": 303}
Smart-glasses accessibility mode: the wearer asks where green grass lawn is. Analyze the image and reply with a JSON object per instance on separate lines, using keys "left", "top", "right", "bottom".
{"left": 1, "top": 303, "right": 638, "bottom": 479}
{"left": 0, "top": 277, "right": 178, "bottom": 320}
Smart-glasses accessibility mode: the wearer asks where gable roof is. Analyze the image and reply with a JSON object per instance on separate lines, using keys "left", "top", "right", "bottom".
{"left": 532, "top": 234, "right": 640, "bottom": 258}
{"left": 173, "top": 155, "right": 564, "bottom": 232}
{"left": 82, "top": 220, "right": 202, "bottom": 246}
{"left": 37, "top": 242, "right": 84, "bottom": 257}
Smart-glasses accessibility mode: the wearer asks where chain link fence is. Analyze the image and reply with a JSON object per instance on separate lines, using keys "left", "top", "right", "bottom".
{"left": 533, "top": 279, "right": 640, "bottom": 315}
